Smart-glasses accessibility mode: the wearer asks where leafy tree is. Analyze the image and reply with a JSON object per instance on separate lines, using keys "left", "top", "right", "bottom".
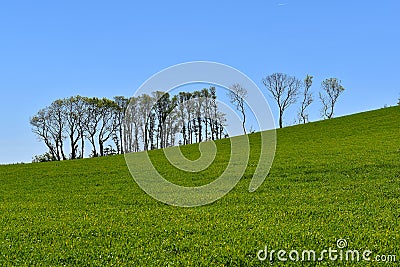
{"left": 30, "top": 100, "right": 67, "bottom": 161}
{"left": 152, "top": 91, "right": 176, "bottom": 148}
{"left": 30, "top": 108, "right": 58, "bottom": 160}
{"left": 209, "top": 87, "right": 218, "bottom": 140}
{"left": 184, "top": 92, "right": 194, "bottom": 144}
{"left": 125, "top": 96, "right": 141, "bottom": 152}
{"left": 84, "top": 97, "right": 102, "bottom": 157}
{"left": 97, "top": 98, "right": 119, "bottom": 156}
{"left": 32, "top": 152, "right": 56, "bottom": 163}
{"left": 319, "top": 78, "right": 345, "bottom": 119}
{"left": 50, "top": 99, "right": 68, "bottom": 160}
{"left": 193, "top": 90, "right": 204, "bottom": 142}
{"left": 113, "top": 96, "right": 129, "bottom": 154}
{"left": 177, "top": 92, "right": 188, "bottom": 145}
{"left": 262, "top": 73, "right": 301, "bottom": 128}
{"left": 31, "top": 89, "right": 228, "bottom": 159}
{"left": 165, "top": 95, "right": 179, "bottom": 147}
{"left": 63, "top": 96, "right": 86, "bottom": 159}
{"left": 138, "top": 94, "right": 155, "bottom": 151}
{"left": 201, "top": 88, "right": 211, "bottom": 140}
{"left": 103, "top": 145, "right": 117, "bottom": 156}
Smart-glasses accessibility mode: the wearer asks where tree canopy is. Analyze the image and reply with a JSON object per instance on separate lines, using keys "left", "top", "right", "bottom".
{"left": 30, "top": 88, "right": 228, "bottom": 161}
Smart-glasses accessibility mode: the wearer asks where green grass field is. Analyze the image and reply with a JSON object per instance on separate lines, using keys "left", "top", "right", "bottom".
{"left": 1, "top": 106, "right": 399, "bottom": 266}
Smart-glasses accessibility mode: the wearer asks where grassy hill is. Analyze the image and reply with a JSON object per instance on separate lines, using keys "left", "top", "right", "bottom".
{"left": 1, "top": 106, "right": 399, "bottom": 266}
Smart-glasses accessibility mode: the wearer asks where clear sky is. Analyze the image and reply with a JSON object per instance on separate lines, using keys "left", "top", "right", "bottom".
{"left": 0, "top": 0, "right": 399, "bottom": 164}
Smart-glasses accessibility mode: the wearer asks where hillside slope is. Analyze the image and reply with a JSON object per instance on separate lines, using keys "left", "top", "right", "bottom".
{"left": 0, "top": 106, "right": 399, "bottom": 266}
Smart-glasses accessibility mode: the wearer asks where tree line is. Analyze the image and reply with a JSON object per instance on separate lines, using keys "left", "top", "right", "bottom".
{"left": 30, "top": 87, "right": 227, "bottom": 162}
{"left": 31, "top": 72, "right": 348, "bottom": 162}
{"left": 261, "top": 74, "right": 345, "bottom": 128}
{"left": 226, "top": 74, "right": 346, "bottom": 132}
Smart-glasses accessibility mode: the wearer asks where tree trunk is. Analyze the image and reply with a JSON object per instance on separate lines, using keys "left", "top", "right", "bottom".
{"left": 99, "top": 141, "right": 104, "bottom": 157}
{"left": 119, "top": 125, "right": 124, "bottom": 154}
{"left": 279, "top": 110, "right": 283, "bottom": 128}
{"left": 70, "top": 134, "right": 76, "bottom": 159}
{"left": 90, "top": 135, "right": 97, "bottom": 157}
{"left": 198, "top": 117, "right": 202, "bottom": 142}
{"left": 80, "top": 132, "right": 85, "bottom": 158}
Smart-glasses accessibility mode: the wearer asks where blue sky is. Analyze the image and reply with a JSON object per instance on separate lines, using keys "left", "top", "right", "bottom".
{"left": 0, "top": 1, "right": 399, "bottom": 164}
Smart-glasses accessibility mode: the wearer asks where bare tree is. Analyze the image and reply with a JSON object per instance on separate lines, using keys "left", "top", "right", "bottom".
{"left": 216, "top": 110, "right": 227, "bottom": 139}
{"left": 228, "top": 83, "right": 248, "bottom": 134}
{"left": 262, "top": 73, "right": 301, "bottom": 128}
{"left": 319, "top": 78, "right": 345, "bottom": 119}
{"left": 298, "top": 75, "right": 313, "bottom": 124}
